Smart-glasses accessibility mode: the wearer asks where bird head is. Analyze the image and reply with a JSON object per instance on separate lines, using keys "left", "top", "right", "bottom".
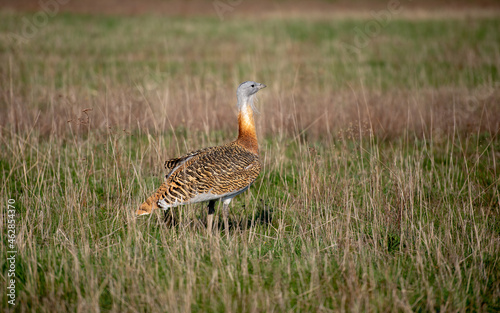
{"left": 236, "top": 81, "right": 266, "bottom": 110}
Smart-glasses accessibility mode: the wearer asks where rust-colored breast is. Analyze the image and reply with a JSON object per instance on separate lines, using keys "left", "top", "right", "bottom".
{"left": 236, "top": 105, "right": 259, "bottom": 155}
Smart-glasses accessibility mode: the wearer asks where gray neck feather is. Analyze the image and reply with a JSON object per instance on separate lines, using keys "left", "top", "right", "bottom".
{"left": 237, "top": 93, "right": 256, "bottom": 112}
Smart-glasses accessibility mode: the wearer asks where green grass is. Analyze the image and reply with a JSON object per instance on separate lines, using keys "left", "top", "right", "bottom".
{"left": 1, "top": 10, "right": 500, "bottom": 312}
{"left": 1, "top": 13, "right": 499, "bottom": 90}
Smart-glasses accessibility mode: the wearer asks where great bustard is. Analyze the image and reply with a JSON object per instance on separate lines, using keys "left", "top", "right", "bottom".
{"left": 136, "top": 81, "right": 266, "bottom": 235}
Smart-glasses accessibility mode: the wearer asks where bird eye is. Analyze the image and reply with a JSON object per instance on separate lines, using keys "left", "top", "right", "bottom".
{"left": 251, "top": 84, "right": 255, "bottom": 87}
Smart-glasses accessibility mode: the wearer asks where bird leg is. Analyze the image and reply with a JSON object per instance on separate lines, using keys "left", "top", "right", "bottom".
{"left": 222, "top": 199, "right": 232, "bottom": 238}
{"left": 163, "top": 208, "right": 175, "bottom": 226}
{"left": 207, "top": 200, "right": 216, "bottom": 236}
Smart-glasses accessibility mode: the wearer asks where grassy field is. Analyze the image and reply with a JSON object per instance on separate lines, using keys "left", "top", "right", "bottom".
{"left": 1, "top": 7, "right": 500, "bottom": 312}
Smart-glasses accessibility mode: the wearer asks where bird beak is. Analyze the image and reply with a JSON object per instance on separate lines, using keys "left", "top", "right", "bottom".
{"left": 258, "top": 83, "right": 267, "bottom": 89}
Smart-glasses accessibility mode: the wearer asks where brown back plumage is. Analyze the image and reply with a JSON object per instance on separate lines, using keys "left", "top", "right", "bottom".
{"left": 136, "top": 142, "right": 261, "bottom": 215}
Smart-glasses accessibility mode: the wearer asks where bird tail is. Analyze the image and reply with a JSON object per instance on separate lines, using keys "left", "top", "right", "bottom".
{"left": 136, "top": 181, "right": 168, "bottom": 215}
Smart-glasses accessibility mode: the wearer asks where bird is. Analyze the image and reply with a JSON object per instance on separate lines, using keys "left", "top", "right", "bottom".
{"left": 136, "top": 81, "right": 266, "bottom": 236}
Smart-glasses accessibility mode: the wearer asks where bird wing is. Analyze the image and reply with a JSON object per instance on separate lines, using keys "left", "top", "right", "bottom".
{"left": 163, "top": 147, "right": 211, "bottom": 179}
{"left": 158, "top": 143, "right": 261, "bottom": 207}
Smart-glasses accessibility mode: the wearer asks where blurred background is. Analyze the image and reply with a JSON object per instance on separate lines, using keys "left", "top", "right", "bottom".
{"left": 1, "top": 0, "right": 499, "bottom": 140}
{"left": 2, "top": 0, "right": 500, "bottom": 16}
